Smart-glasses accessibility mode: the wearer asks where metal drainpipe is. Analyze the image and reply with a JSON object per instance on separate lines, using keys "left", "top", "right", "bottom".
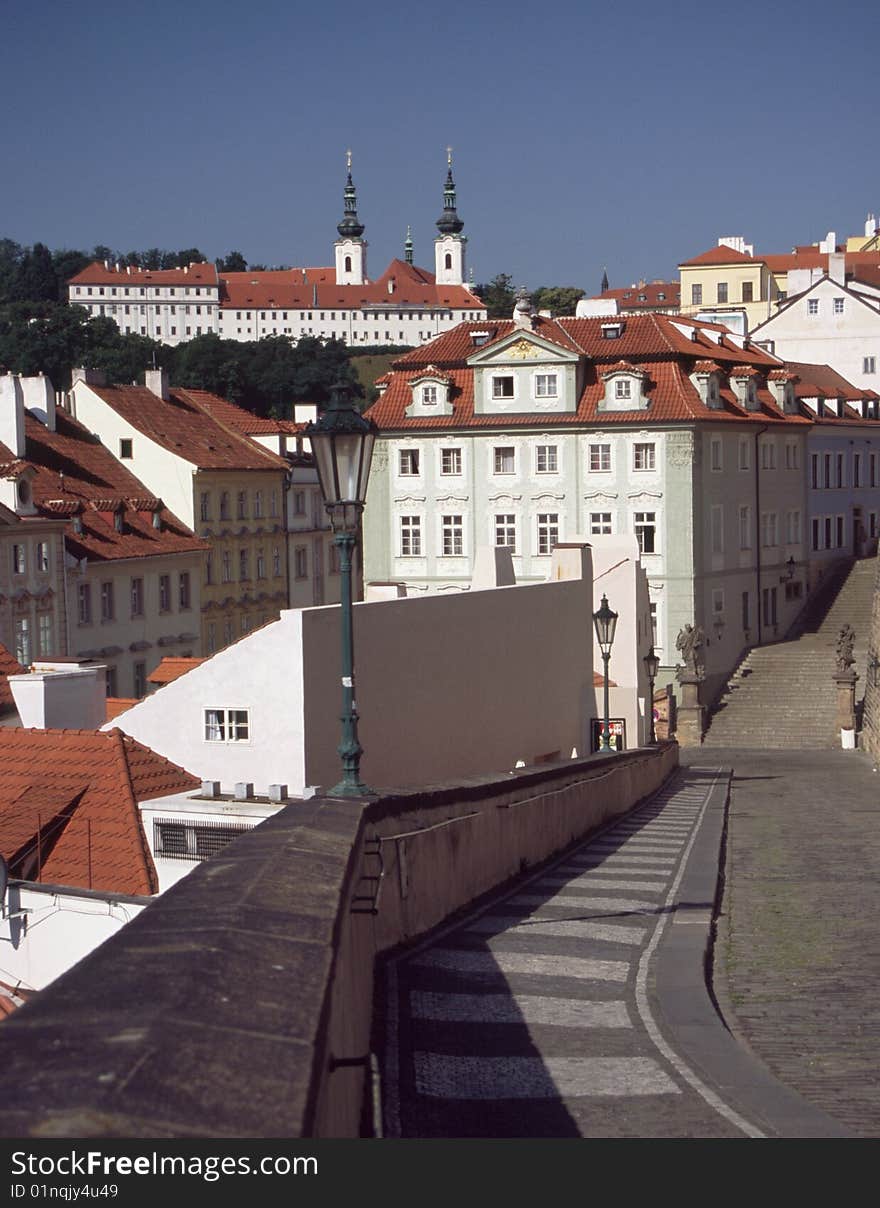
{"left": 755, "top": 424, "right": 769, "bottom": 645}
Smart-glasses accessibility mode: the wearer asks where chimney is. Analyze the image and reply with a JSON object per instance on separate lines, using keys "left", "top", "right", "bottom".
{"left": 201, "top": 780, "right": 221, "bottom": 799}
{"left": 9, "top": 664, "right": 108, "bottom": 729}
{"left": 268, "top": 784, "right": 288, "bottom": 803}
{"left": 828, "top": 251, "right": 846, "bottom": 285}
{"left": 0, "top": 374, "right": 27, "bottom": 456}
{"left": 20, "top": 373, "right": 56, "bottom": 431}
{"left": 234, "top": 782, "right": 254, "bottom": 800}
{"left": 71, "top": 366, "right": 107, "bottom": 388}
{"left": 145, "top": 367, "right": 170, "bottom": 400}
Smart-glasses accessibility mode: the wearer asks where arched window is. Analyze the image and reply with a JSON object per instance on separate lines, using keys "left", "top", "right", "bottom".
{"left": 345, "top": 255, "right": 352, "bottom": 273}
{"left": 445, "top": 253, "right": 452, "bottom": 270}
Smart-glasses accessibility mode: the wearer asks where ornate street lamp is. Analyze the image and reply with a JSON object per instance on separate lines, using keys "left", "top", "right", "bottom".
{"left": 869, "top": 652, "right": 880, "bottom": 689}
{"left": 304, "top": 382, "right": 378, "bottom": 796}
{"left": 592, "top": 594, "right": 618, "bottom": 754}
{"left": 643, "top": 646, "right": 660, "bottom": 744}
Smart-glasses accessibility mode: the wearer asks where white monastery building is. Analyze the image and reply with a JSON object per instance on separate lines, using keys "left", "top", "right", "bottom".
{"left": 66, "top": 155, "right": 486, "bottom": 347}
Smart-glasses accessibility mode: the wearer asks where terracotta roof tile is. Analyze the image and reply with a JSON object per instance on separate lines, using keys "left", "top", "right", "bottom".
{"left": 679, "top": 245, "right": 758, "bottom": 267}
{"left": 594, "top": 282, "right": 680, "bottom": 308}
{"left": 12, "top": 412, "right": 208, "bottom": 564}
{"left": 85, "top": 385, "right": 288, "bottom": 472}
{"left": 0, "top": 728, "right": 199, "bottom": 895}
{"left": 68, "top": 261, "right": 219, "bottom": 287}
{"left": 146, "top": 656, "right": 205, "bottom": 685}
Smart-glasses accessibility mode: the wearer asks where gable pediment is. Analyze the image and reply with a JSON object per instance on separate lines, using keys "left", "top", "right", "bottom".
{"left": 467, "top": 329, "right": 580, "bottom": 368}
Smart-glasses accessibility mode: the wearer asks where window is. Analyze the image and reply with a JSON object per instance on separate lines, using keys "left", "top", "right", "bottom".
{"left": 133, "top": 661, "right": 146, "bottom": 699}
{"left": 100, "top": 581, "right": 114, "bottom": 622}
{"left": 294, "top": 547, "right": 307, "bottom": 579}
{"left": 270, "top": 491, "right": 279, "bottom": 518}
{"left": 130, "top": 577, "right": 144, "bottom": 616}
{"left": 254, "top": 491, "right": 263, "bottom": 518}
{"left": 786, "top": 510, "right": 801, "bottom": 545}
{"left": 441, "top": 514, "right": 464, "bottom": 556}
{"left": 710, "top": 438, "right": 722, "bottom": 471}
{"left": 78, "top": 583, "right": 92, "bottom": 624}
{"left": 12, "top": 544, "right": 25, "bottom": 575}
{"left": 179, "top": 572, "right": 191, "bottom": 609}
{"left": 761, "top": 440, "right": 776, "bottom": 470}
{"left": 738, "top": 438, "right": 750, "bottom": 471}
{"left": 204, "top": 708, "right": 250, "bottom": 742}
{"left": 691, "top": 284, "right": 703, "bottom": 306}
{"left": 864, "top": 357, "right": 876, "bottom": 375}
{"left": 589, "top": 443, "right": 611, "bottom": 472}
{"left": 205, "top": 553, "right": 213, "bottom": 586}
{"left": 492, "top": 376, "right": 515, "bottom": 399}
{"left": 119, "top": 438, "right": 133, "bottom": 459}
{"left": 441, "top": 447, "right": 462, "bottom": 475}
{"left": 739, "top": 505, "right": 751, "bottom": 550}
{"left": 717, "top": 282, "right": 728, "bottom": 304}
{"left": 808, "top": 299, "right": 819, "bottom": 315}
{"left": 494, "top": 446, "right": 515, "bottom": 474}
{"left": 294, "top": 490, "right": 306, "bottom": 515}
{"left": 237, "top": 491, "right": 247, "bottom": 519}
{"left": 537, "top": 513, "right": 559, "bottom": 555}
{"left": 812, "top": 517, "right": 821, "bottom": 551}
{"left": 535, "top": 373, "right": 558, "bottom": 398}
{"left": 760, "top": 512, "right": 778, "bottom": 547}
{"left": 221, "top": 551, "right": 232, "bottom": 582}
{"left": 823, "top": 453, "right": 832, "bottom": 487}
{"left": 422, "top": 385, "right": 438, "bottom": 405}
{"left": 633, "top": 442, "right": 655, "bottom": 471}
{"left": 833, "top": 298, "right": 844, "bottom": 315}
{"left": 256, "top": 550, "right": 266, "bottom": 580}
{"left": 399, "top": 449, "right": 420, "bottom": 476}
{"left": 836, "top": 515, "right": 845, "bottom": 548}
{"left": 854, "top": 453, "right": 862, "bottom": 488}
{"left": 536, "top": 445, "right": 558, "bottom": 473}
{"left": 219, "top": 492, "right": 230, "bottom": 520}
{"left": 239, "top": 549, "right": 249, "bottom": 580}
{"left": 200, "top": 492, "right": 211, "bottom": 521}
{"left": 634, "top": 511, "right": 656, "bottom": 554}
{"left": 871, "top": 453, "right": 878, "bottom": 487}
{"left": 272, "top": 547, "right": 281, "bottom": 577}
{"left": 495, "top": 514, "right": 516, "bottom": 551}
{"left": 742, "top": 281, "right": 754, "bottom": 303}
{"left": 590, "top": 512, "right": 612, "bottom": 535}
{"left": 811, "top": 453, "right": 820, "bottom": 489}
{"left": 762, "top": 586, "right": 778, "bottom": 628}
{"left": 400, "top": 516, "right": 422, "bottom": 556}
{"left": 836, "top": 453, "right": 844, "bottom": 488}
{"left": 36, "top": 542, "right": 49, "bottom": 573}
{"left": 711, "top": 505, "right": 724, "bottom": 554}
{"left": 615, "top": 379, "right": 632, "bottom": 401}
{"left": 38, "top": 613, "right": 52, "bottom": 656}
{"left": 785, "top": 440, "right": 799, "bottom": 471}
{"left": 14, "top": 617, "right": 30, "bottom": 666}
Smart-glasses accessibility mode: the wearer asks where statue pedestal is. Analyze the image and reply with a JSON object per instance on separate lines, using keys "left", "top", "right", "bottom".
{"left": 675, "top": 673, "right": 705, "bottom": 746}
{"left": 834, "top": 671, "right": 858, "bottom": 734}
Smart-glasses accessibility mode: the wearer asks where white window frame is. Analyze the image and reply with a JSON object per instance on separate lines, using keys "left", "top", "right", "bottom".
{"left": 534, "top": 372, "right": 558, "bottom": 398}
{"left": 739, "top": 505, "right": 751, "bottom": 550}
{"left": 536, "top": 512, "right": 560, "bottom": 556}
{"left": 710, "top": 437, "right": 722, "bottom": 472}
{"left": 493, "top": 446, "right": 516, "bottom": 475}
{"left": 494, "top": 513, "right": 516, "bottom": 552}
{"left": 440, "top": 447, "right": 462, "bottom": 476}
{"left": 535, "top": 444, "right": 558, "bottom": 474}
{"left": 204, "top": 707, "right": 250, "bottom": 743}
{"left": 441, "top": 514, "right": 464, "bottom": 557}
{"left": 589, "top": 443, "right": 611, "bottom": 473}
{"left": 589, "top": 512, "right": 612, "bottom": 536}
{"left": 633, "top": 511, "right": 657, "bottom": 555}
{"left": 399, "top": 448, "right": 420, "bottom": 476}
{"left": 711, "top": 504, "right": 724, "bottom": 554}
{"left": 399, "top": 515, "right": 422, "bottom": 557}
{"left": 491, "top": 375, "right": 515, "bottom": 400}
{"left": 633, "top": 442, "right": 655, "bottom": 472}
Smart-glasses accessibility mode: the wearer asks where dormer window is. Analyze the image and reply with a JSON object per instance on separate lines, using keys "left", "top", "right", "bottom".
{"left": 492, "top": 376, "right": 515, "bottom": 399}
{"left": 471, "top": 331, "right": 491, "bottom": 347}
{"left": 601, "top": 323, "right": 623, "bottom": 339}
{"left": 600, "top": 362, "right": 649, "bottom": 411}
{"left": 422, "top": 385, "right": 438, "bottom": 405}
{"left": 615, "top": 379, "right": 632, "bottom": 401}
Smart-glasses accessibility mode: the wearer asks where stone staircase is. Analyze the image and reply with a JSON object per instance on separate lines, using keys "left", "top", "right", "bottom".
{"left": 702, "top": 557, "right": 877, "bottom": 749}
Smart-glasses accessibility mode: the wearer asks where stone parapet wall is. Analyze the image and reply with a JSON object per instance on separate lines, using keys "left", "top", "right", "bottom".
{"left": 859, "top": 549, "right": 880, "bottom": 759}
{"left": 0, "top": 743, "right": 677, "bottom": 1139}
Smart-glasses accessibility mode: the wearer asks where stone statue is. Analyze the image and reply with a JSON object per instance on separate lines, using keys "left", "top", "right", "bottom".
{"left": 675, "top": 623, "right": 706, "bottom": 681}
{"left": 836, "top": 624, "right": 856, "bottom": 675}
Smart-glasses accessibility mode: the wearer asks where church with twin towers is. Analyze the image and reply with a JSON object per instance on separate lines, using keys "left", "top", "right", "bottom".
{"left": 68, "top": 154, "right": 487, "bottom": 348}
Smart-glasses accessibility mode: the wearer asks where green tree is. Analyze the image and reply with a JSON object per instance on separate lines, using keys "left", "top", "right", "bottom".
{"left": 216, "top": 251, "right": 247, "bottom": 272}
{"left": 15, "top": 243, "right": 58, "bottom": 305}
{"left": 474, "top": 272, "right": 517, "bottom": 318}
{"left": 530, "top": 286, "right": 585, "bottom": 316}
{"left": 0, "top": 302, "right": 91, "bottom": 388}
{"left": 52, "top": 249, "right": 92, "bottom": 300}
{"left": 0, "top": 239, "right": 23, "bottom": 305}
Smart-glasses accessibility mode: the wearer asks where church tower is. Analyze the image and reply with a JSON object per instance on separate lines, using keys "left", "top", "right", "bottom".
{"left": 434, "top": 148, "right": 466, "bottom": 286}
{"left": 334, "top": 150, "right": 368, "bottom": 285}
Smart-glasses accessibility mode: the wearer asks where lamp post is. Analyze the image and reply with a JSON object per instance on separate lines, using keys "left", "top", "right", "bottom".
{"left": 592, "top": 594, "right": 618, "bottom": 753}
{"left": 643, "top": 646, "right": 660, "bottom": 744}
{"left": 304, "top": 382, "right": 378, "bottom": 797}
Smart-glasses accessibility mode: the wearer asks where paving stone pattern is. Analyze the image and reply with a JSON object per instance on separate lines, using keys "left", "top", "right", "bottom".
{"left": 702, "top": 747, "right": 880, "bottom": 1138}
{"left": 381, "top": 772, "right": 747, "bottom": 1138}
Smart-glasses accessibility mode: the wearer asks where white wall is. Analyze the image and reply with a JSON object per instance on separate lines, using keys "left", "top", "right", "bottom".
{"left": 105, "top": 569, "right": 618, "bottom": 796}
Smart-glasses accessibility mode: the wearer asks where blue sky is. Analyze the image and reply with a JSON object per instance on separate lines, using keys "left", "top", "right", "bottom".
{"left": 4, "top": 0, "right": 878, "bottom": 294}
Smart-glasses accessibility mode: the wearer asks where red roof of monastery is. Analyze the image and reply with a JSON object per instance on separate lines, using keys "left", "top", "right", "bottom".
{"left": 68, "top": 261, "right": 219, "bottom": 287}
{"left": 0, "top": 728, "right": 199, "bottom": 895}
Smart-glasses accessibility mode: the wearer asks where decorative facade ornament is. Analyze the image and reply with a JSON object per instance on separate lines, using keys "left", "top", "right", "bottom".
{"left": 507, "top": 338, "right": 541, "bottom": 359}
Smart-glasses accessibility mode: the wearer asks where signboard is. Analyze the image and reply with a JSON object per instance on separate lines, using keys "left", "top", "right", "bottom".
{"left": 591, "top": 718, "right": 626, "bottom": 753}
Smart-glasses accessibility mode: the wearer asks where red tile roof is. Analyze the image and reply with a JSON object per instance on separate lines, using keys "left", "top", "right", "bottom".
{"left": 0, "top": 644, "right": 26, "bottom": 712}
{"left": 219, "top": 259, "right": 484, "bottom": 311}
{"left": 366, "top": 315, "right": 823, "bottom": 432}
{"left": 68, "top": 261, "right": 219, "bottom": 287}
{"left": 84, "top": 385, "right": 288, "bottom": 472}
{"left": 177, "top": 390, "right": 302, "bottom": 436}
{"left": 0, "top": 728, "right": 199, "bottom": 895}
{"left": 594, "top": 282, "right": 680, "bottom": 309}
{"left": 105, "top": 698, "right": 138, "bottom": 721}
{"left": 785, "top": 362, "right": 870, "bottom": 400}
{"left": 11, "top": 411, "right": 208, "bottom": 564}
{"left": 146, "top": 656, "right": 205, "bottom": 685}
{"left": 679, "top": 245, "right": 757, "bottom": 267}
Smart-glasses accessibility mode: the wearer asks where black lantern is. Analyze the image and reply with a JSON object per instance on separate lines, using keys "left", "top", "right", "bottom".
{"left": 643, "top": 646, "right": 660, "bottom": 744}
{"left": 592, "top": 594, "right": 618, "bottom": 753}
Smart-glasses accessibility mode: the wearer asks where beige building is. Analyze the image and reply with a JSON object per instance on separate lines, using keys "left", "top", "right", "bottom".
{"left": 69, "top": 369, "right": 290, "bottom": 655}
